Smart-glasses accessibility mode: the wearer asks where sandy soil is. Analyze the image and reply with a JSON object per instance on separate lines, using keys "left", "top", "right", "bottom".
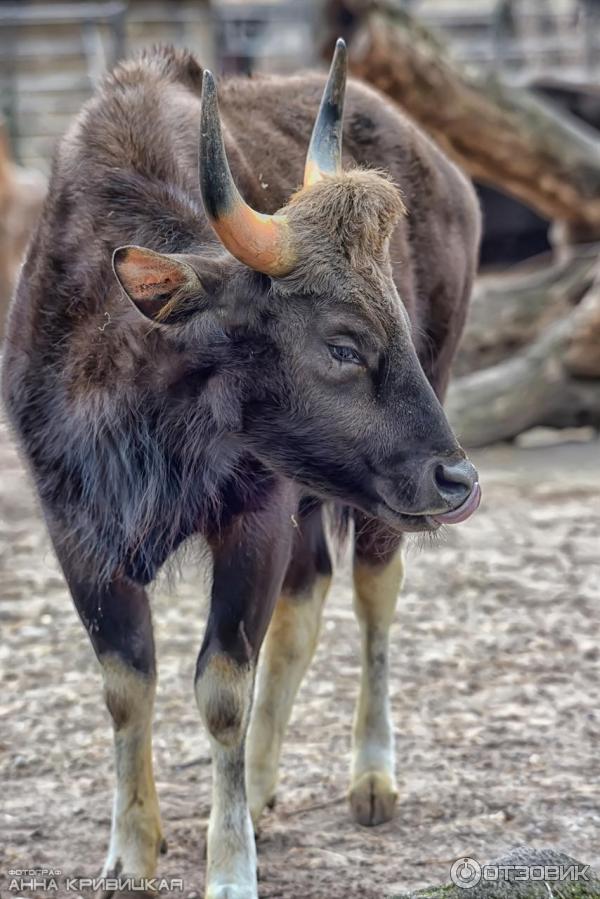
{"left": 1, "top": 412, "right": 599, "bottom": 898}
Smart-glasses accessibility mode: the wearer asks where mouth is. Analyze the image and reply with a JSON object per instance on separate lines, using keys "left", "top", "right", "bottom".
{"left": 377, "top": 481, "right": 482, "bottom": 532}
{"left": 430, "top": 481, "right": 482, "bottom": 525}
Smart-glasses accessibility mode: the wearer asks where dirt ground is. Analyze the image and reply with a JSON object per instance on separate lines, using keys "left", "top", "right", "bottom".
{"left": 1, "top": 411, "right": 599, "bottom": 898}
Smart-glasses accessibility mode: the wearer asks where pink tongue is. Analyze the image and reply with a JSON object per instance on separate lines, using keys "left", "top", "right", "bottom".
{"left": 432, "top": 481, "right": 481, "bottom": 525}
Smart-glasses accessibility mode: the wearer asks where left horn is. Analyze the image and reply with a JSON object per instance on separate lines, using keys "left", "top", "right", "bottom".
{"left": 199, "top": 70, "right": 295, "bottom": 277}
{"left": 303, "top": 38, "right": 347, "bottom": 188}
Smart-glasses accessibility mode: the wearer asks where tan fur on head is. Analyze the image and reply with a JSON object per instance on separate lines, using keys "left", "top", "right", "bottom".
{"left": 286, "top": 169, "right": 406, "bottom": 266}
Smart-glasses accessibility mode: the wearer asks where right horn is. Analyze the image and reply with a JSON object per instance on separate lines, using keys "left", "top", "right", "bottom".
{"left": 199, "top": 70, "right": 296, "bottom": 277}
{"left": 303, "top": 38, "right": 347, "bottom": 188}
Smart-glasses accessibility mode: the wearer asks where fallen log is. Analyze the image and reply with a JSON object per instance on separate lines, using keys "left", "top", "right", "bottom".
{"left": 447, "top": 267, "right": 600, "bottom": 446}
{"left": 564, "top": 276, "right": 600, "bottom": 378}
{"left": 454, "top": 249, "right": 598, "bottom": 376}
{"left": 335, "top": 1, "right": 600, "bottom": 241}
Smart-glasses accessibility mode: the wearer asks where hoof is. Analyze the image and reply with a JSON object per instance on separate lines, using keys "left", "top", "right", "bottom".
{"left": 349, "top": 770, "right": 398, "bottom": 826}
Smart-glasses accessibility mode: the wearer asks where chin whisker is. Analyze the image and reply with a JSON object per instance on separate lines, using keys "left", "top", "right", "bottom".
{"left": 406, "top": 525, "right": 447, "bottom": 554}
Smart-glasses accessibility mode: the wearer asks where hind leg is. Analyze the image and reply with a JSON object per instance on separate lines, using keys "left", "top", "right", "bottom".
{"left": 245, "top": 502, "right": 334, "bottom": 826}
{"left": 245, "top": 580, "right": 331, "bottom": 825}
{"left": 349, "top": 514, "right": 404, "bottom": 826}
{"left": 51, "top": 532, "right": 164, "bottom": 879}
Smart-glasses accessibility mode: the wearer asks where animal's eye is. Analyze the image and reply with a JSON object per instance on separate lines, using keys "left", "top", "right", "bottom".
{"left": 328, "top": 343, "right": 363, "bottom": 365}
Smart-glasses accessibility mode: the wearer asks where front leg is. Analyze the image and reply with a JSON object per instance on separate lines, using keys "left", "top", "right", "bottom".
{"left": 195, "top": 492, "right": 296, "bottom": 899}
{"left": 196, "top": 653, "right": 256, "bottom": 899}
{"left": 48, "top": 526, "right": 165, "bottom": 883}
{"left": 350, "top": 514, "right": 404, "bottom": 826}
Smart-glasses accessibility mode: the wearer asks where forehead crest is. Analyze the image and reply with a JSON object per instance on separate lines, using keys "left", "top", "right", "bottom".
{"left": 285, "top": 169, "right": 406, "bottom": 261}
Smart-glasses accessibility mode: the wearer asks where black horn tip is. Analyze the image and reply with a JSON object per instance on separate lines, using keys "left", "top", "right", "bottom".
{"left": 201, "top": 69, "right": 217, "bottom": 102}
{"left": 200, "top": 69, "right": 220, "bottom": 150}
{"left": 328, "top": 38, "right": 347, "bottom": 96}
{"left": 332, "top": 38, "right": 347, "bottom": 70}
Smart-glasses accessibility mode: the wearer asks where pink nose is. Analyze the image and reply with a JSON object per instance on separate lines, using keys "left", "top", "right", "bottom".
{"left": 431, "top": 481, "right": 481, "bottom": 525}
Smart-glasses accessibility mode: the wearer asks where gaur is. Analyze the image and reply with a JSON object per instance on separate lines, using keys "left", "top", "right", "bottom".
{"left": 2, "top": 40, "right": 481, "bottom": 899}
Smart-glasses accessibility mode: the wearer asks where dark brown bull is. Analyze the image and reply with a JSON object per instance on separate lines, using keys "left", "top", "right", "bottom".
{"left": 1, "top": 41, "right": 481, "bottom": 898}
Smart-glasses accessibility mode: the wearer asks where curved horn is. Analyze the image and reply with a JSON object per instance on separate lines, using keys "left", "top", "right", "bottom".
{"left": 199, "top": 70, "right": 295, "bottom": 277}
{"left": 303, "top": 38, "right": 347, "bottom": 188}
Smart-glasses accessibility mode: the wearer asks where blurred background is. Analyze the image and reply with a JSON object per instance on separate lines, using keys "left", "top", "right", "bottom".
{"left": 1, "top": 3, "right": 599, "bottom": 897}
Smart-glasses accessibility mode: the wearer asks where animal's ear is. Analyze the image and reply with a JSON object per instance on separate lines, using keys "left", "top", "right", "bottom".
{"left": 112, "top": 245, "right": 204, "bottom": 322}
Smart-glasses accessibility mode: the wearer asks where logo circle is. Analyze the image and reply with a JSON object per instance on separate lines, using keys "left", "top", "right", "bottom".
{"left": 450, "top": 857, "right": 482, "bottom": 890}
